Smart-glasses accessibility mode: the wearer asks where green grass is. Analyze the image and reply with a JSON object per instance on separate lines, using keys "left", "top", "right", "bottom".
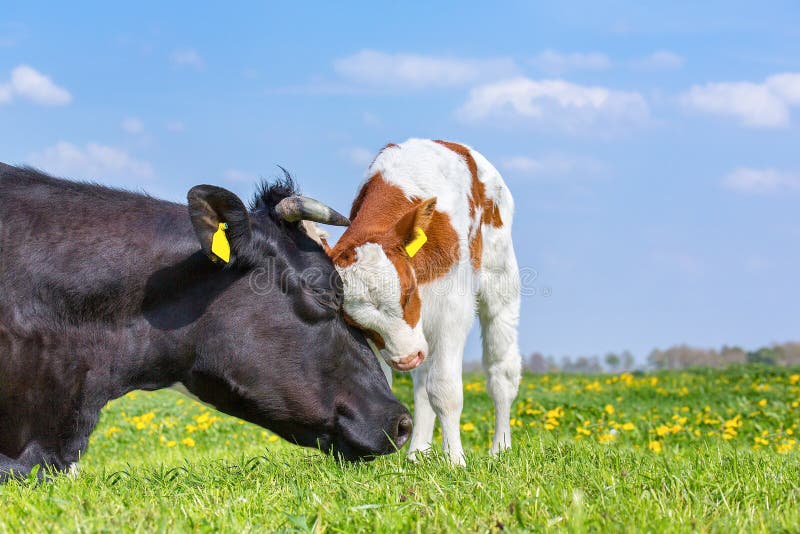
{"left": 1, "top": 366, "right": 799, "bottom": 532}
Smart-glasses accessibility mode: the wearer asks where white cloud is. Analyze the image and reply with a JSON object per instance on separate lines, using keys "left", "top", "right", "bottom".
{"left": 170, "top": 48, "right": 205, "bottom": 70}
{"left": 341, "top": 147, "right": 375, "bottom": 168}
{"left": 501, "top": 154, "right": 604, "bottom": 177}
{"left": 223, "top": 169, "right": 258, "bottom": 183}
{"left": 680, "top": 73, "right": 800, "bottom": 127}
{"left": 0, "top": 65, "right": 71, "bottom": 106}
{"left": 635, "top": 51, "right": 684, "bottom": 70}
{"left": 0, "top": 83, "right": 11, "bottom": 103}
{"left": 333, "top": 50, "right": 517, "bottom": 89}
{"left": 121, "top": 117, "right": 144, "bottom": 134}
{"left": 166, "top": 121, "right": 185, "bottom": 132}
{"left": 502, "top": 156, "right": 546, "bottom": 174}
{"left": 529, "top": 50, "right": 611, "bottom": 74}
{"left": 458, "top": 77, "right": 649, "bottom": 132}
{"left": 28, "top": 142, "right": 155, "bottom": 183}
{"left": 722, "top": 167, "right": 800, "bottom": 194}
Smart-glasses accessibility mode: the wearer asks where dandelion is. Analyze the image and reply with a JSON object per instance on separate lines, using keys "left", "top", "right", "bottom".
{"left": 598, "top": 432, "right": 616, "bottom": 443}
{"left": 648, "top": 441, "right": 662, "bottom": 453}
{"left": 268, "top": 435, "right": 279, "bottom": 443}
{"left": 105, "top": 426, "right": 122, "bottom": 438}
{"left": 131, "top": 412, "right": 156, "bottom": 430}
{"left": 758, "top": 399, "right": 767, "bottom": 407}
{"left": 166, "top": 440, "right": 177, "bottom": 448}
{"left": 585, "top": 381, "right": 602, "bottom": 392}
{"left": 604, "top": 404, "right": 615, "bottom": 415}
{"left": 461, "top": 422, "right": 476, "bottom": 431}
{"left": 181, "top": 437, "right": 195, "bottom": 447}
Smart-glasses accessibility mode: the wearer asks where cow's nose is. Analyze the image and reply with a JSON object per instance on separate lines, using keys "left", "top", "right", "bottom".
{"left": 393, "top": 413, "right": 413, "bottom": 449}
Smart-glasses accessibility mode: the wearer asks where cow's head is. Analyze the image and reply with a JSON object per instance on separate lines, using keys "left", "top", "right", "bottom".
{"left": 330, "top": 198, "right": 438, "bottom": 372}
{"left": 171, "top": 176, "right": 411, "bottom": 460}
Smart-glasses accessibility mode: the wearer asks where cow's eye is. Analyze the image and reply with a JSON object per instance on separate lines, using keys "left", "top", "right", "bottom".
{"left": 313, "top": 289, "right": 341, "bottom": 310}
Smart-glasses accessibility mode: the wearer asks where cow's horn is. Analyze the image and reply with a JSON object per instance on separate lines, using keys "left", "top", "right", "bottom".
{"left": 275, "top": 196, "right": 350, "bottom": 226}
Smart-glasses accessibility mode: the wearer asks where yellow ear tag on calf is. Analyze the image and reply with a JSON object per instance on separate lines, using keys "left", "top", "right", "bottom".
{"left": 404, "top": 227, "right": 428, "bottom": 258}
{"left": 211, "top": 222, "right": 231, "bottom": 263}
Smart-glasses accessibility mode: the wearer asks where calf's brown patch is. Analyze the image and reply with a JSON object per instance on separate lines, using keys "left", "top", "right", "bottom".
{"left": 434, "top": 140, "right": 504, "bottom": 270}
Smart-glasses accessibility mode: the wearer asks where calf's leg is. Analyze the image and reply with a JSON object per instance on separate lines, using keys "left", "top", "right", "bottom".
{"left": 478, "top": 229, "right": 522, "bottom": 454}
{"left": 426, "top": 340, "right": 466, "bottom": 466}
{"left": 406, "top": 365, "right": 436, "bottom": 459}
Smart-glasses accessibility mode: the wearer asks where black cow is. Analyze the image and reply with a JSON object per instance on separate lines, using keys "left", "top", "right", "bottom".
{"left": 0, "top": 163, "right": 411, "bottom": 481}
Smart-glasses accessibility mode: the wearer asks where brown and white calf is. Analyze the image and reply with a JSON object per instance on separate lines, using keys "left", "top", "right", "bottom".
{"left": 329, "top": 138, "right": 521, "bottom": 464}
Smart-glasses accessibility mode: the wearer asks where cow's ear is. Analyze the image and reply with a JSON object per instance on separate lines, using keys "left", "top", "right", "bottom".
{"left": 188, "top": 185, "right": 252, "bottom": 264}
{"left": 394, "top": 198, "right": 437, "bottom": 258}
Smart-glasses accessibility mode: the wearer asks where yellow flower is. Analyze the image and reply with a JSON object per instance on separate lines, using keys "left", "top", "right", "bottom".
{"left": 604, "top": 404, "right": 615, "bottom": 415}
{"left": 621, "top": 422, "right": 635, "bottom": 431}
{"left": 648, "top": 441, "right": 662, "bottom": 453}
{"left": 598, "top": 432, "right": 616, "bottom": 443}
{"left": 268, "top": 435, "right": 279, "bottom": 443}
{"left": 461, "top": 422, "right": 476, "bottom": 431}
{"left": 585, "top": 381, "right": 602, "bottom": 392}
{"left": 789, "top": 374, "right": 800, "bottom": 385}
{"left": 576, "top": 427, "right": 591, "bottom": 436}
{"left": 105, "top": 426, "right": 122, "bottom": 438}
{"left": 757, "top": 399, "right": 767, "bottom": 407}
{"left": 166, "top": 440, "right": 177, "bottom": 448}
{"left": 181, "top": 437, "right": 195, "bottom": 447}
{"left": 131, "top": 412, "right": 156, "bottom": 430}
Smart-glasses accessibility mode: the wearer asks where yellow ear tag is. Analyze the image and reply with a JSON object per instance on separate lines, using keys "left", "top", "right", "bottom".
{"left": 404, "top": 227, "right": 427, "bottom": 258}
{"left": 211, "top": 222, "right": 231, "bottom": 263}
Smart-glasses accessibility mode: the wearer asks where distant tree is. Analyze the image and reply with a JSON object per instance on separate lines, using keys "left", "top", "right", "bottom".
{"left": 775, "top": 342, "right": 800, "bottom": 366}
{"left": 526, "top": 352, "right": 551, "bottom": 373}
{"left": 604, "top": 352, "right": 620, "bottom": 371}
{"left": 649, "top": 345, "right": 721, "bottom": 369}
{"left": 620, "top": 350, "right": 635, "bottom": 371}
{"left": 748, "top": 347, "right": 777, "bottom": 365}
{"left": 720, "top": 345, "right": 747, "bottom": 365}
{"left": 563, "top": 355, "right": 602, "bottom": 374}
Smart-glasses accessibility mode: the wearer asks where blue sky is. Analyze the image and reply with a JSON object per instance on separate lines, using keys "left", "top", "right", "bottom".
{"left": 2, "top": 1, "right": 799, "bottom": 362}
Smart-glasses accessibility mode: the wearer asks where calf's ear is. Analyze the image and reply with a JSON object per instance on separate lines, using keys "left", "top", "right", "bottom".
{"left": 394, "top": 198, "right": 437, "bottom": 257}
{"left": 187, "top": 185, "right": 252, "bottom": 264}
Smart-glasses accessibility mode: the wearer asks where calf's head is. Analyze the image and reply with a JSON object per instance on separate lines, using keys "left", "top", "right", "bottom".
{"left": 172, "top": 179, "right": 411, "bottom": 460}
{"left": 330, "top": 198, "right": 438, "bottom": 372}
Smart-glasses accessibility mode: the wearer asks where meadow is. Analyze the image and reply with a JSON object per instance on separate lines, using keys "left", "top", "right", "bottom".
{"left": 1, "top": 365, "right": 799, "bottom": 532}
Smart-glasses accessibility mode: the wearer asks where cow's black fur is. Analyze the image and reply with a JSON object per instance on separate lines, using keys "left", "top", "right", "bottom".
{"left": 0, "top": 163, "right": 410, "bottom": 481}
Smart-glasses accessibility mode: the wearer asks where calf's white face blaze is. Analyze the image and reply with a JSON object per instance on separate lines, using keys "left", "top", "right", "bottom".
{"left": 336, "top": 243, "right": 428, "bottom": 370}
